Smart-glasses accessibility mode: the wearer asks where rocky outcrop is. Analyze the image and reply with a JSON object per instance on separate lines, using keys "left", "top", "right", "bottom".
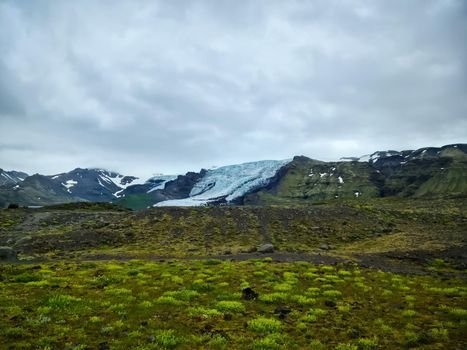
{"left": 0, "top": 247, "right": 18, "bottom": 262}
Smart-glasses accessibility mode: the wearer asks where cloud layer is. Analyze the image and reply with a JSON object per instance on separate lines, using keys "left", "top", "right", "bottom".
{"left": 1, "top": 0, "right": 466, "bottom": 177}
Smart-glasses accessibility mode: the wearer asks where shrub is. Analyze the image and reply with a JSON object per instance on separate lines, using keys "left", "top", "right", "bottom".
{"left": 139, "top": 300, "right": 153, "bottom": 308}
{"left": 301, "top": 314, "right": 317, "bottom": 323}
{"left": 163, "top": 289, "right": 199, "bottom": 301}
{"left": 448, "top": 307, "right": 467, "bottom": 319}
{"left": 312, "top": 307, "right": 328, "bottom": 315}
{"left": 156, "top": 296, "right": 186, "bottom": 306}
{"left": 215, "top": 301, "right": 245, "bottom": 313}
{"left": 207, "top": 334, "right": 227, "bottom": 349}
{"left": 337, "top": 270, "right": 352, "bottom": 277}
{"left": 103, "top": 287, "right": 132, "bottom": 296}
{"left": 154, "top": 329, "right": 182, "bottom": 349}
{"left": 357, "top": 338, "right": 378, "bottom": 349}
{"left": 190, "top": 279, "right": 214, "bottom": 292}
{"left": 402, "top": 309, "right": 416, "bottom": 317}
{"left": 306, "top": 287, "right": 321, "bottom": 296}
{"left": 429, "top": 328, "right": 448, "bottom": 341}
{"left": 323, "top": 290, "right": 342, "bottom": 299}
{"left": 46, "top": 294, "right": 81, "bottom": 309}
{"left": 337, "top": 304, "right": 351, "bottom": 313}
{"left": 259, "top": 292, "right": 288, "bottom": 303}
{"left": 404, "top": 331, "right": 419, "bottom": 345}
{"left": 292, "top": 295, "right": 316, "bottom": 305}
{"left": 252, "top": 335, "right": 280, "bottom": 349}
{"left": 248, "top": 317, "right": 282, "bottom": 333}
{"left": 309, "top": 340, "right": 325, "bottom": 350}
{"left": 187, "top": 307, "right": 222, "bottom": 319}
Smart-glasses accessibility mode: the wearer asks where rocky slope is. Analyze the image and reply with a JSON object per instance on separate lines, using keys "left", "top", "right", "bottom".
{"left": 244, "top": 144, "right": 467, "bottom": 205}
{"left": 0, "top": 169, "right": 28, "bottom": 186}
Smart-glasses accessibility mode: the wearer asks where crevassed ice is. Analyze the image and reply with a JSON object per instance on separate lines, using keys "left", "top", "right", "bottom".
{"left": 156, "top": 159, "right": 290, "bottom": 207}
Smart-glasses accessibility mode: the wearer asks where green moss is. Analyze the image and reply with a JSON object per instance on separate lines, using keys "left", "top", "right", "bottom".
{"left": 215, "top": 301, "right": 246, "bottom": 313}
{"left": 0, "top": 258, "right": 466, "bottom": 349}
{"left": 248, "top": 317, "right": 282, "bottom": 333}
{"left": 154, "top": 329, "right": 183, "bottom": 349}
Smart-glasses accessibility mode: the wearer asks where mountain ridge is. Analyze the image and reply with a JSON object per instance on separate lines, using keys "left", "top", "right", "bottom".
{"left": 0, "top": 143, "right": 466, "bottom": 209}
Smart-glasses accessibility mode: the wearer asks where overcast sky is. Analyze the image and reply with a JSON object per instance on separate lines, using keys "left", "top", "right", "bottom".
{"left": 0, "top": 0, "right": 466, "bottom": 178}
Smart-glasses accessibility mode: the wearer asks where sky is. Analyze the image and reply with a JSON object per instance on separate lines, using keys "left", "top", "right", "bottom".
{"left": 0, "top": 0, "right": 466, "bottom": 178}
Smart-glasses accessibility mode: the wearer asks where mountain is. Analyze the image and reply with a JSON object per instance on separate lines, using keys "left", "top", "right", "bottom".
{"left": 244, "top": 143, "right": 467, "bottom": 205}
{"left": 0, "top": 169, "right": 28, "bottom": 186}
{"left": 0, "top": 168, "right": 147, "bottom": 207}
{"left": 48, "top": 168, "right": 146, "bottom": 202}
{"left": 0, "top": 143, "right": 466, "bottom": 209}
{"left": 0, "top": 174, "right": 76, "bottom": 206}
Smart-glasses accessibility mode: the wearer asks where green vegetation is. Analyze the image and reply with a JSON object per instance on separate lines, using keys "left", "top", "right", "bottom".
{"left": 0, "top": 194, "right": 466, "bottom": 348}
{"left": 1, "top": 259, "right": 466, "bottom": 349}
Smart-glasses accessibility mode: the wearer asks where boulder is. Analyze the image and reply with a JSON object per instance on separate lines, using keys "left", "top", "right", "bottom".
{"left": 319, "top": 243, "right": 330, "bottom": 251}
{"left": 258, "top": 243, "right": 274, "bottom": 253}
{"left": 242, "top": 287, "right": 259, "bottom": 300}
{"left": 0, "top": 247, "right": 18, "bottom": 262}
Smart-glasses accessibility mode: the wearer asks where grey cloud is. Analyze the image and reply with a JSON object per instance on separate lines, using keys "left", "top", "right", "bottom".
{"left": 0, "top": 0, "right": 466, "bottom": 177}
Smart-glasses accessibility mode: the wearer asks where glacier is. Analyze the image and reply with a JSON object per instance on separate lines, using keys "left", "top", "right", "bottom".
{"left": 155, "top": 159, "right": 290, "bottom": 207}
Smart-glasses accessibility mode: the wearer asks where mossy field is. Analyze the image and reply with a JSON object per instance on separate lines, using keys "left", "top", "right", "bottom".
{"left": 1, "top": 198, "right": 466, "bottom": 349}
{"left": 1, "top": 259, "right": 466, "bottom": 350}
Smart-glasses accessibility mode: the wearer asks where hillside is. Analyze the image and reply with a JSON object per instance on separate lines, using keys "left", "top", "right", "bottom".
{"left": 244, "top": 144, "right": 467, "bottom": 205}
{"left": 1, "top": 198, "right": 465, "bottom": 267}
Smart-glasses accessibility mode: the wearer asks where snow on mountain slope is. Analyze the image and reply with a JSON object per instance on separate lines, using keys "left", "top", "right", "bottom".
{"left": 156, "top": 159, "right": 290, "bottom": 206}
{"left": 0, "top": 169, "right": 29, "bottom": 186}
{"left": 147, "top": 175, "right": 178, "bottom": 193}
{"left": 48, "top": 168, "right": 147, "bottom": 200}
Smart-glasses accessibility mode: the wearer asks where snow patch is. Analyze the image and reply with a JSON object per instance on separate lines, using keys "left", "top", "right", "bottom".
{"left": 62, "top": 180, "right": 78, "bottom": 193}
{"left": 147, "top": 175, "right": 178, "bottom": 193}
{"left": 338, "top": 176, "right": 344, "bottom": 184}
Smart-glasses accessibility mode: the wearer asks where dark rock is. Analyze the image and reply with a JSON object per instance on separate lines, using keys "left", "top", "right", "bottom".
{"left": 242, "top": 287, "right": 259, "bottom": 300}
{"left": 98, "top": 342, "right": 110, "bottom": 350}
{"left": 7, "top": 203, "right": 19, "bottom": 209}
{"left": 348, "top": 328, "right": 362, "bottom": 339}
{"left": 274, "top": 306, "right": 292, "bottom": 319}
{"left": 324, "top": 300, "right": 336, "bottom": 308}
{"left": 0, "top": 247, "right": 18, "bottom": 262}
{"left": 258, "top": 243, "right": 274, "bottom": 253}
